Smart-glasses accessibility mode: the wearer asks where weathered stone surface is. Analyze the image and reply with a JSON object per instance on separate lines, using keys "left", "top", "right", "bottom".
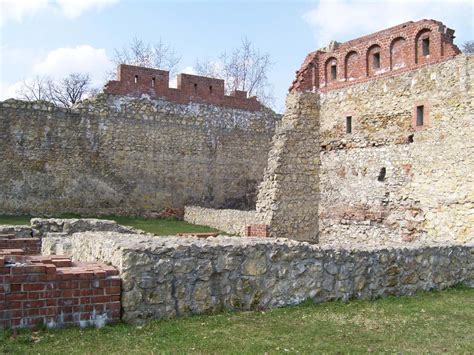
{"left": 55, "top": 231, "right": 473, "bottom": 324}
{"left": 256, "top": 92, "right": 320, "bottom": 242}
{"left": 0, "top": 225, "right": 32, "bottom": 237}
{"left": 184, "top": 206, "right": 261, "bottom": 236}
{"left": 0, "top": 94, "right": 279, "bottom": 216}
{"left": 318, "top": 55, "right": 474, "bottom": 244}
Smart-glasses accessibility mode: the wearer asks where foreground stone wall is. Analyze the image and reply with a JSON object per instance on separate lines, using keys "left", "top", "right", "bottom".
{"left": 184, "top": 206, "right": 260, "bottom": 236}
{"left": 0, "top": 94, "right": 279, "bottom": 216}
{"left": 318, "top": 55, "right": 473, "bottom": 243}
{"left": 58, "top": 232, "right": 473, "bottom": 324}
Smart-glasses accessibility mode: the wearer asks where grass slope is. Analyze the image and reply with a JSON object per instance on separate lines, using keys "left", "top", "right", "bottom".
{"left": 0, "top": 215, "right": 218, "bottom": 236}
{"left": 1, "top": 287, "right": 473, "bottom": 354}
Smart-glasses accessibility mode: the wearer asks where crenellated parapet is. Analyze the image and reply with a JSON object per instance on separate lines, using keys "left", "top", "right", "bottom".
{"left": 290, "top": 19, "right": 461, "bottom": 93}
{"left": 104, "top": 64, "right": 261, "bottom": 111}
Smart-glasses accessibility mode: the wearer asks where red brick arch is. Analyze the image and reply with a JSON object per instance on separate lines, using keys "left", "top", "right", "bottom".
{"left": 415, "top": 28, "right": 432, "bottom": 64}
{"left": 366, "top": 44, "right": 382, "bottom": 77}
{"left": 344, "top": 51, "right": 360, "bottom": 80}
{"left": 325, "top": 57, "right": 338, "bottom": 85}
{"left": 390, "top": 37, "right": 408, "bottom": 70}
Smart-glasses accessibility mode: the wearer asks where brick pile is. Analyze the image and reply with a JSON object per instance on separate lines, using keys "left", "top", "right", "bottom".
{"left": 0, "top": 244, "right": 121, "bottom": 329}
{"left": 0, "top": 234, "right": 41, "bottom": 255}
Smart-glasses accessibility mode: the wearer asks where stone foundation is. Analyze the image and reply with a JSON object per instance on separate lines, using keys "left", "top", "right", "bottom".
{"left": 53, "top": 231, "right": 473, "bottom": 324}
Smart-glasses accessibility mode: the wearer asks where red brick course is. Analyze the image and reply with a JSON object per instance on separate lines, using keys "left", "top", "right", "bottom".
{"left": 0, "top": 251, "right": 120, "bottom": 329}
{"left": 246, "top": 224, "right": 269, "bottom": 237}
{"left": 104, "top": 64, "right": 262, "bottom": 111}
{"left": 0, "top": 235, "right": 41, "bottom": 255}
{"left": 290, "top": 19, "right": 461, "bottom": 93}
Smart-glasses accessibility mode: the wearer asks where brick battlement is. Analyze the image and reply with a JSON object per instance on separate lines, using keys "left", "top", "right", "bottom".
{"left": 104, "top": 64, "right": 262, "bottom": 111}
{"left": 290, "top": 19, "right": 461, "bottom": 93}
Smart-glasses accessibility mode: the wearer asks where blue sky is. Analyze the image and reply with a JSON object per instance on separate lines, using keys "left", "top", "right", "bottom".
{"left": 0, "top": 0, "right": 473, "bottom": 111}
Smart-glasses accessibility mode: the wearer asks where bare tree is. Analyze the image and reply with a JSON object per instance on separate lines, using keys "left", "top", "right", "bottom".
{"left": 16, "top": 73, "right": 94, "bottom": 108}
{"left": 112, "top": 37, "right": 181, "bottom": 76}
{"left": 47, "top": 73, "right": 91, "bottom": 107}
{"left": 16, "top": 76, "right": 50, "bottom": 101}
{"left": 195, "top": 37, "right": 274, "bottom": 106}
{"left": 462, "top": 41, "right": 474, "bottom": 54}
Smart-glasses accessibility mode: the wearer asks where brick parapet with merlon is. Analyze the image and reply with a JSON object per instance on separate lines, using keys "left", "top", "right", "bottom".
{"left": 290, "top": 19, "right": 461, "bottom": 93}
{"left": 104, "top": 64, "right": 262, "bottom": 111}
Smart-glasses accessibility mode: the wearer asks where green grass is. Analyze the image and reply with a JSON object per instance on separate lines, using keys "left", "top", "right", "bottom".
{"left": 1, "top": 287, "right": 473, "bottom": 354}
{"left": 0, "top": 215, "right": 218, "bottom": 236}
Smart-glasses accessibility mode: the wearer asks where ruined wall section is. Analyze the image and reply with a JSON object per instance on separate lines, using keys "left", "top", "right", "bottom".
{"left": 57, "top": 232, "right": 473, "bottom": 324}
{"left": 318, "top": 55, "right": 473, "bottom": 243}
{"left": 256, "top": 92, "right": 320, "bottom": 242}
{"left": 290, "top": 19, "right": 460, "bottom": 93}
{"left": 0, "top": 95, "right": 278, "bottom": 216}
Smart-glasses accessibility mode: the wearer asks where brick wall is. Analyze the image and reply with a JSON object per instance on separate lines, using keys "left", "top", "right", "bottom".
{"left": 245, "top": 224, "right": 269, "bottom": 237}
{"left": 290, "top": 19, "right": 461, "bottom": 93}
{"left": 104, "top": 64, "right": 262, "bottom": 111}
{"left": 0, "top": 251, "right": 121, "bottom": 329}
{"left": 0, "top": 235, "right": 41, "bottom": 255}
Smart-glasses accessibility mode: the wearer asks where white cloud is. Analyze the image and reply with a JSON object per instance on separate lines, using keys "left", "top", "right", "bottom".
{"left": 303, "top": 0, "right": 473, "bottom": 48}
{"left": 0, "top": 0, "right": 119, "bottom": 26}
{"left": 0, "top": 45, "right": 112, "bottom": 100}
{"left": 55, "top": 0, "right": 119, "bottom": 18}
{"left": 0, "top": 0, "right": 49, "bottom": 27}
{"left": 181, "top": 66, "right": 197, "bottom": 75}
{"left": 33, "top": 45, "right": 112, "bottom": 86}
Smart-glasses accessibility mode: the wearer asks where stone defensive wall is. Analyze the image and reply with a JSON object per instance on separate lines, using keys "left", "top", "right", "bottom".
{"left": 105, "top": 64, "right": 261, "bottom": 111}
{"left": 317, "top": 54, "right": 473, "bottom": 243}
{"left": 44, "top": 231, "right": 473, "bottom": 324}
{"left": 253, "top": 54, "right": 473, "bottom": 243}
{"left": 190, "top": 22, "right": 472, "bottom": 245}
{"left": 290, "top": 19, "right": 460, "bottom": 93}
{"left": 0, "top": 93, "right": 279, "bottom": 216}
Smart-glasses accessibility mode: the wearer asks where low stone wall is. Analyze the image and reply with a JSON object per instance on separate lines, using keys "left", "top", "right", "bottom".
{"left": 59, "top": 232, "right": 473, "bottom": 324}
{"left": 184, "top": 206, "right": 261, "bottom": 236}
{"left": 31, "top": 218, "right": 138, "bottom": 237}
{"left": 0, "top": 225, "right": 33, "bottom": 238}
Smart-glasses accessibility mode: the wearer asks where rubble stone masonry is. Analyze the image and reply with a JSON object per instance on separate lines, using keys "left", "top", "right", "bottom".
{"left": 50, "top": 232, "right": 473, "bottom": 324}
{"left": 0, "top": 94, "right": 279, "bottom": 216}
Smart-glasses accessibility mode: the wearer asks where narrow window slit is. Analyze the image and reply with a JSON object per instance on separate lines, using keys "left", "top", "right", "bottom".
{"left": 377, "top": 167, "right": 386, "bottom": 182}
{"left": 151, "top": 77, "right": 155, "bottom": 87}
{"left": 416, "top": 105, "right": 424, "bottom": 126}
{"left": 346, "top": 116, "right": 352, "bottom": 134}
{"left": 209, "top": 85, "right": 213, "bottom": 94}
{"left": 373, "top": 53, "right": 381, "bottom": 69}
{"left": 422, "top": 38, "right": 430, "bottom": 56}
{"left": 193, "top": 83, "right": 197, "bottom": 94}
{"left": 134, "top": 75, "right": 138, "bottom": 84}
{"left": 331, "top": 64, "right": 337, "bottom": 80}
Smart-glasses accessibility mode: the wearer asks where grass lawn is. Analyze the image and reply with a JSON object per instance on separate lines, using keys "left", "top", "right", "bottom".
{"left": 0, "top": 215, "right": 218, "bottom": 236}
{"left": 1, "top": 287, "right": 473, "bottom": 354}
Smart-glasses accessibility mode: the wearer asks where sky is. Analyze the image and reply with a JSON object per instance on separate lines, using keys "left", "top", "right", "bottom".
{"left": 0, "top": 0, "right": 473, "bottom": 112}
